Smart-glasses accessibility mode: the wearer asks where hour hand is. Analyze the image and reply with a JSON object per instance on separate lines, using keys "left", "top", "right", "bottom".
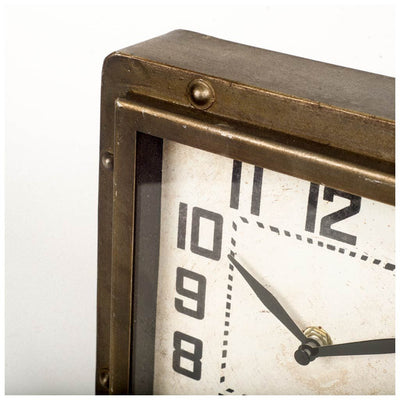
{"left": 227, "top": 253, "right": 307, "bottom": 343}
{"left": 295, "top": 338, "right": 395, "bottom": 365}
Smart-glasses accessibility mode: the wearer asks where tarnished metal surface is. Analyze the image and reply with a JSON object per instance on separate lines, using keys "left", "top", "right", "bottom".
{"left": 121, "top": 30, "right": 394, "bottom": 121}
{"left": 96, "top": 30, "right": 395, "bottom": 394}
{"left": 112, "top": 30, "right": 395, "bottom": 164}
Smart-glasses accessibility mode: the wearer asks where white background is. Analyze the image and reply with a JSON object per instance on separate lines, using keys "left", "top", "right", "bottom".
{"left": 2, "top": 0, "right": 397, "bottom": 396}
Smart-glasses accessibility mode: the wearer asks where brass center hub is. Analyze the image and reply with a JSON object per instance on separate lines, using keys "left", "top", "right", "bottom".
{"left": 303, "top": 326, "right": 332, "bottom": 346}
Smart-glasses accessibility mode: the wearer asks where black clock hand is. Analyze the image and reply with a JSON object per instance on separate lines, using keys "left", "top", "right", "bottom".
{"left": 228, "top": 253, "right": 307, "bottom": 344}
{"left": 295, "top": 338, "right": 395, "bottom": 365}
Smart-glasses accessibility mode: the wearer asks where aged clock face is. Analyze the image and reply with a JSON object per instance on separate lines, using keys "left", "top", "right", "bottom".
{"left": 151, "top": 139, "right": 395, "bottom": 395}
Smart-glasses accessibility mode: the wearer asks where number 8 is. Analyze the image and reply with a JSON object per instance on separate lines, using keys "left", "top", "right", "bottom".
{"left": 172, "top": 331, "right": 203, "bottom": 381}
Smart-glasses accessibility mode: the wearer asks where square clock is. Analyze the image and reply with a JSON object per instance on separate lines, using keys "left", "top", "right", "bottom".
{"left": 96, "top": 30, "right": 395, "bottom": 395}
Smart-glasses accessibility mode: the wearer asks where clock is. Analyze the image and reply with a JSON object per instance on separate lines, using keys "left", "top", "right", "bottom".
{"left": 96, "top": 30, "right": 395, "bottom": 395}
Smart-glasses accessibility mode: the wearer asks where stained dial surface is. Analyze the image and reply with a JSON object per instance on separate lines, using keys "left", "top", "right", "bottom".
{"left": 153, "top": 140, "right": 395, "bottom": 395}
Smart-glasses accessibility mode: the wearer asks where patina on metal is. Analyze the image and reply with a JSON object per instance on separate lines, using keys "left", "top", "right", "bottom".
{"left": 96, "top": 30, "right": 395, "bottom": 394}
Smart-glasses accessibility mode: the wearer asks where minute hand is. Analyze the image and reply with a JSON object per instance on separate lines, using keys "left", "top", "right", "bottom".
{"left": 317, "top": 338, "right": 395, "bottom": 358}
{"left": 228, "top": 254, "right": 307, "bottom": 343}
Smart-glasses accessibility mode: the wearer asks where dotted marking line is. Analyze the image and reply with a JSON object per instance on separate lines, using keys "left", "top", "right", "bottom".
{"left": 220, "top": 214, "right": 393, "bottom": 395}
{"left": 240, "top": 218, "right": 395, "bottom": 271}
{"left": 219, "top": 221, "right": 237, "bottom": 386}
{"left": 218, "top": 388, "right": 235, "bottom": 395}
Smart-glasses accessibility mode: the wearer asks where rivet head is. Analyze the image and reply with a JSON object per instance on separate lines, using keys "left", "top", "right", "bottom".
{"left": 101, "top": 151, "right": 113, "bottom": 170}
{"left": 187, "top": 79, "right": 215, "bottom": 109}
{"left": 99, "top": 369, "right": 110, "bottom": 389}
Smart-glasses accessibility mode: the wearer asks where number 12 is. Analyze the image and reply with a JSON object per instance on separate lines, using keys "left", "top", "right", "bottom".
{"left": 305, "top": 183, "right": 361, "bottom": 245}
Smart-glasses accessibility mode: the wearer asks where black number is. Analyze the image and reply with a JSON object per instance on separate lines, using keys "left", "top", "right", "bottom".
{"left": 230, "top": 160, "right": 242, "bottom": 209}
{"left": 304, "top": 182, "right": 319, "bottom": 233}
{"left": 320, "top": 188, "right": 361, "bottom": 245}
{"left": 177, "top": 202, "right": 188, "bottom": 249}
{"left": 175, "top": 267, "right": 206, "bottom": 319}
{"left": 177, "top": 203, "right": 224, "bottom": 261}
{"left": 229, "top": 160, "right": 263, "bottom": 216}
{"left": 191, "top": 207, "right": 223, "bottom": 261}
{"left": 172, "top": 331, "right": 203, "bottom": 380}
{"left": 251, "top": 166, "right": 263, "bottom": 215}
{"left": 305, "top": 183, "right": 361, "bottom": 245}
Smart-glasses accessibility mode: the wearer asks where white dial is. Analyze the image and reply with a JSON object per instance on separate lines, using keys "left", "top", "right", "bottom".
{"left": 153, "top": 139, "right": 395, "bottom": 395}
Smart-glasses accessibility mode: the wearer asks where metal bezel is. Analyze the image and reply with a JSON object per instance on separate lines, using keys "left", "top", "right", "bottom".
{"left": 96, "top": 30, "right": 395, "bottom": 395}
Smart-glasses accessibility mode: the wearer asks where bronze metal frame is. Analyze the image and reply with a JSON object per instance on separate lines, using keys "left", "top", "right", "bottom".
{"left": 96, "top": 30, "right": 395, "bottom": 395}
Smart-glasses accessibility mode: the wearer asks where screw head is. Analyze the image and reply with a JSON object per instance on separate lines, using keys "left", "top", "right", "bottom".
{"left": 101, "top": 151, "right": 113, "bottom": 170}
{"left": 99, "top": 368, "right": 110, "bottom": 389}
{"left": 187, "top": 79, "right": 215, "bottom": 109}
